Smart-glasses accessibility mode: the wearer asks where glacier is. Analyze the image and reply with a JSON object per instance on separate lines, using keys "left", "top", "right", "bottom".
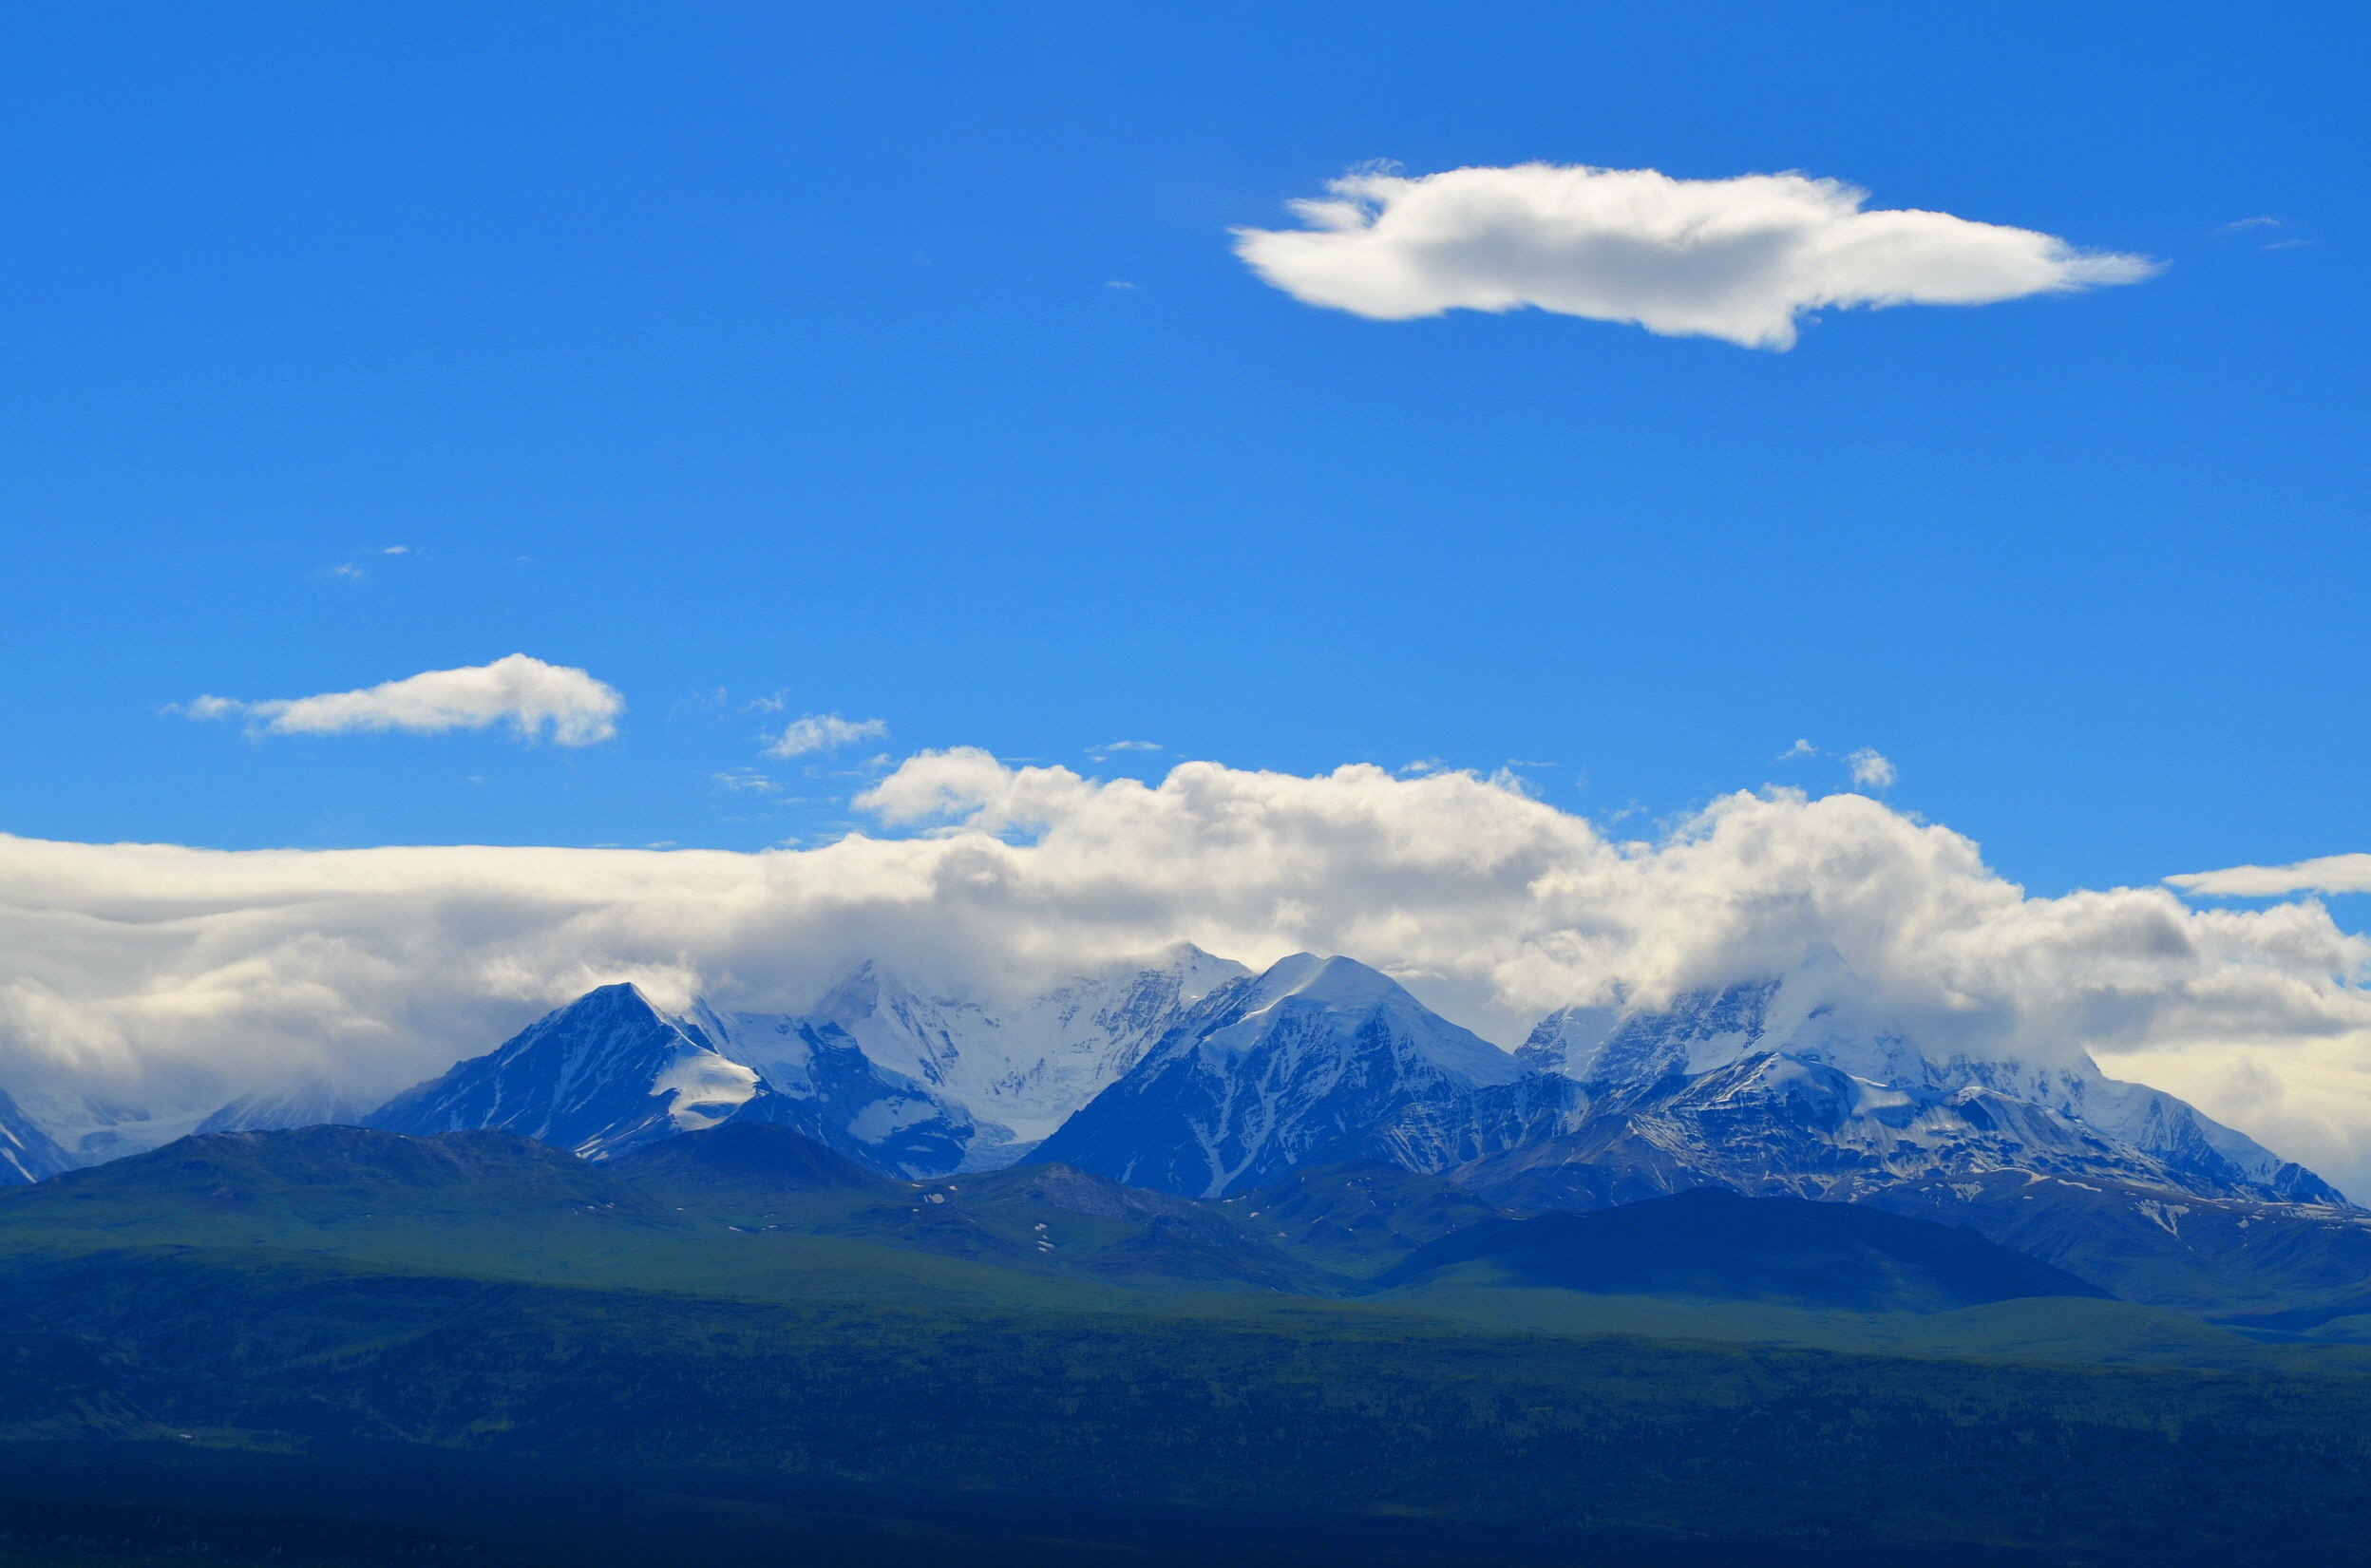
{"left": 798, "top": 946, "right": 1248, "bottom": 1164}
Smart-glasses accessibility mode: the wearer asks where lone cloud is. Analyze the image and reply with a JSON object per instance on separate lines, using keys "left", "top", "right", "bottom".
{"left": 183, "top": 653, "right": 624, "bottom": 746}
{"left": 1235, "top": 162, "right": 2156, "bottom": 349}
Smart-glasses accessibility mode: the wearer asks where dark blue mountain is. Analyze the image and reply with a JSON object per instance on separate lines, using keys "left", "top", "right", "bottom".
{"left": 1030, "top": 954, "right": 1526, "bottom": 1197}
{"left": 0, "top": 1089, "right": 72, "bottom": 1184}
{"left": 364, "top": 983, "right": 780, "bottom": 1161}
{"left": 1375, "top": 1185, "right": 2111, "bottom": 1313}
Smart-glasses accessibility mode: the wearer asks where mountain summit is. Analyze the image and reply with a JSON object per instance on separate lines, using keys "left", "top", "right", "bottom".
{"left": 365, "top": 983, "right": 771, "bottom": 1161}
{"left": 1502, "top": 967, "right": 2343, "bottom": 1209}
{"left": 354, "top": 951, "right": 1249, "bottom": 1178}
{"left": 1032, "top": 954, "right": 1525, "bottom": 1197}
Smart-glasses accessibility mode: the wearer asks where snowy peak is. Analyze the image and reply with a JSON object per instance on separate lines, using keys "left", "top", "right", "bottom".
{"left": 365, "top": 982, "right": 767, "bottom": 1162}
{"left": 803, "top": 945, "right": 1253, "bottom": 1158}
{"left": 1031, "top": 954, "right": 1524, "bottom": 1197}
{"left": 691, "top": 1006, "right": 979, "bottom": 1179}
{"left": 1506, "top": 970, "right": 2348, "bottom": 1208}
{"left": 1936, "top": 1057, "right": 2346, "bottom": 1205}
{"left": 196, "top": 1080, "right": 370, "bottom": 1137}
{"left": 1521, "top": 979, "right": 1777, "bottom": 1090}
{"left": 1196, "top": 954, "right": 1523, "bottom": 1089}
{"left": 354, "top": 952, "right": 1251, "bottom": 1181}
{"left": 1453, "top": 1047, "right": 2206, "bottom": 1215}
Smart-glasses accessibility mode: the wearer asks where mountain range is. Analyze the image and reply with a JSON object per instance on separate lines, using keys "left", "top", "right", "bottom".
{"left": 4, "top": 943, "right": 2363, "bottom": 1318}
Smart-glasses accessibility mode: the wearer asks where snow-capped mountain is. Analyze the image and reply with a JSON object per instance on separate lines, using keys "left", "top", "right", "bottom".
{"left": 0, "top": 1089, "right": 72, "bottom": 1184}
{"left": 1454, "top": 1050, "right": 2225, "bottom": 1212}
{"left": 21, "top": 933, "right": 2338, "bottom": 1236}
{"left": 1033, "top": 954, "right": 1527, "bottom": 1197}
{"left": 1929, "top": 1058, "right": 2338, "bottom": 1204}
{"left": 9, "top": 1090, "right": 217, "bottom": 1170}
{"left": 806, "top": 945, "right": 1248, "bottom": 1164}
{"left": 365, "top": 982, "right": 777, "bottom": 1161}
{"left": 682, "top": 1005, "right": 979, "bottom": 1177}
{"left": 196, "top": 1080, "right": 370, "bottom": 1136}
{"left": 350, "top": 951, "right": 1246, "bottom": 1178}
{"left": 1511, "top": 962, "right": 2343, "bottom": 1207}
{"left": 1025, "top": 949, "right": 2345, "bottom": 1216}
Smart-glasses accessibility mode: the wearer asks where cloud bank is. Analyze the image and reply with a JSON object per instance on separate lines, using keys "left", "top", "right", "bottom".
{"left": 2, "top": 753, "right": 2365, "bottom": 1190}
{"left": 186, "top": 654, "right": 622, "bottom": 746}
{"left": 1234, "top": 163, "right": 2157, "bottom": 349}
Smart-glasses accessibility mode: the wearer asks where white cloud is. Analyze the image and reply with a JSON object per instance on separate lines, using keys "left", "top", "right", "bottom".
{"left": 711, "top": 769, "right": 776, "bottom": 794}
{"left": 763, "top": 714, "right": 888, "bottom": 759}
{"left": 1234, "top": 163, "right": 2158, "bottom": 349}
{"left": 184, "top": 654, "right": 623, "bottom": 746}
{"left": 2169, "top": 855, "right": 2371, "bottom": 898}
{"left": 1, "top": 754, "right": 2366, "bottom": 1191}
{"left": 1777, "top": 739, "right": 1818, "bottom": 762}
{"left": 1846, "top": 747, "right": 1897, "bottom": 788}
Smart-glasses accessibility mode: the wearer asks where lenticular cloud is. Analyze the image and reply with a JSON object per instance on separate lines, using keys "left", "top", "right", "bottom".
{"left": 1233, "top": 163, "right": 2157, "bottom": 349}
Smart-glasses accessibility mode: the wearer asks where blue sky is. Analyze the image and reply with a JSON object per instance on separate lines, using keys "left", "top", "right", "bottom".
{"left": 2, "top": 0, "right": 2362, "bottom": 904}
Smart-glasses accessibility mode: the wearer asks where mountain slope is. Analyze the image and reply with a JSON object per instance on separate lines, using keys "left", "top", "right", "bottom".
{"left": 686, "top": 1007, "right": 979, "bottom": 1178}
{"left": 1212, "top": 1159, "right": 1511, "bottom": 1279}
{"left": 1032, "top": 954, "right": 1525, "bottom": 1197}
{"left": 352, "top": 956, "right": 1247, "bottom": 1181}
{"left": 806, "top": 945, "right": 1249, "bottom": 1165}
{"left": 1862, "top": 1169, "right": 2371, "bottom": 1321}
{"left": 1455, "top": 1049, "right": 2215, "bottom": 1211}
{"left": 364, "top": 983, "right": 777, "bottom": 1161}
{"left": 1375, "top": 1186, "right": 2110, "bottom": 1313}
{"left": 611, "top": 1123, "right": 1325, "bottom": 1294}
{"left": 0, "top": 1124, "right": 676, "bottom": 1256}
{"left": 823, "top": 1161, "right": 1326, "bottom": 1291}
{"left": 0, "top": 1089, "right": 72, "bottom": 1184}
{"left": 195, "top": 1079, "right": 369, "bottom": 1135}
{"left": 606, "top": 1119, "right": 896, "bottom": 1203}
{"left": 1517, "top": 968, "right": 2344, "bottom": 1207}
